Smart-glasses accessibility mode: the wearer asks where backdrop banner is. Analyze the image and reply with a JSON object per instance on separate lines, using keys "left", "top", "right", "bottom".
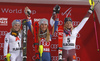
{"left": 0, "top": 3, "right": 100, "bottom": 61}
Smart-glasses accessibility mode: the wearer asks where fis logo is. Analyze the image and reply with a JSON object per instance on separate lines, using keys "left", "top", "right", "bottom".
{"left": 61, "top": 7, "right": 72, "bottom": 17}
{"left": 0, "top": 18, "right": 8, "bottom": 26}
{"left": 0, "top": 31, "right": 8, "bottom": 38}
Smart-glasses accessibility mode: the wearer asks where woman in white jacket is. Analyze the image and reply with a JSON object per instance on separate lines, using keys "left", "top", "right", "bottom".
{"left": 3, "top": 7, "right": 31, "bottom": 61}
{"left": 4, "top": 19, "right": 23, "bottom": 61}
{"left": 62, "top": 6, "right": 94, "bottom": 61}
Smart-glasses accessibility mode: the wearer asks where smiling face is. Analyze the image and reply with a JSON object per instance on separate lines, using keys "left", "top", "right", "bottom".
{"left": 12, "top": 24, "right": 20, "bottom": 31}
{"left": 40, "top": 23, "right": 48, "bottom": 32}
{"left": 64, "top": 21, "right": 73, "bottom": 29}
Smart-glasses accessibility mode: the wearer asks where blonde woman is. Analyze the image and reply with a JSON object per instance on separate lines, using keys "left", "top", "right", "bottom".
{"left": 62, "top": 6, "right": 94, "bottom": 61}
{"left": 26, "top": 5, "right": 60, "bottom": 61}
{"left": 4, "top": 7, "right": 31, "bottom": 61}
{"left": 38, "top": 18, "right": 58, "bottom": 61}
{"left": 4, "top": 19, "right": 23, "bottom": 61}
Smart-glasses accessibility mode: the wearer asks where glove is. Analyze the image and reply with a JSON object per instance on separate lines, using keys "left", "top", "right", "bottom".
{"left": 90, "top": 5, "right": 94, "bottom": 11}
{"left": 52, "top": 12, "right": 56, "bottom": 20}
{"left": 6, "top": 53, "right": 11, "bottom": 61}
{"left": 24, "top": 7, "right": 31, "bottom": 17}
{"left": 88, "top": 5, "right": 94, "bottom": 14}
{"left": 4, "top": 58, "right": 7, "bottom": 61}
{"left": 53, "top": 5, "right": 60, "bottom": 14}
{"left": 4, "top": 53, "right": 11, "bottom": 61}
{"left": 52, "top": 5, "right": 60, "bottom": 20}
{"left": 39, "top": 45, "right": 43, "bottom": 57}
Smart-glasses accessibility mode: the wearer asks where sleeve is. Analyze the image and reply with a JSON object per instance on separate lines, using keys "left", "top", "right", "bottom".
{"left": 73, "top": 11, "right": 92, "bottom": 34}
{"left": 26, "top": 17, "right": 34, "bottom": 35}
{"left": 50, "top": 17, "right": 55, "bottom": 27}
{"left": 50, "top": 17, "right": 59, "bottom": 35}
{"left": 4, "top": 33, "right": 9, "bottom": 57}
{"left": 54, "top": 21, "right": 59, "bottom": 32}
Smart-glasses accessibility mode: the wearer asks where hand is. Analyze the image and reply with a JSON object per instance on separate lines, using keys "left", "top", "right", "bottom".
{"left": 24, "top": 7, "right": 31, "bottom": 16}
{"left": 4, "top": 58, "right": 7, "bottom": 61}
{"left": 90, "top": 4, "right": 94, "bottom": 11}
{"left": 88, "top": 5, "right": 94, "bottom": 14}
{"left": 52, "top": 12, "right": 56, "bottom": 20}
{"left": 53, "top": 5, "right": 60, "bottom": 14}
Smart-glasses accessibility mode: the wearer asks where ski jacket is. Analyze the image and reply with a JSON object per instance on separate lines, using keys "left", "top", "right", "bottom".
{"left": 63, "top": 12, "right": 92, "bottom": 50}
{"left": 4, "top": 32, "right": 22, "bottom": 57}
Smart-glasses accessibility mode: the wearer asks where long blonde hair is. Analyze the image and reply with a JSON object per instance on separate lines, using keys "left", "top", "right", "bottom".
{"left": 38, "top": 28, "right": 50, "bottom": 42}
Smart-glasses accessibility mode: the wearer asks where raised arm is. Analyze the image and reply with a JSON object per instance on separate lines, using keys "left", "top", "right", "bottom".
{"left": 50, "top": 5, "right": 60, "bottom": 35}
{"left": 24, "top": 7, "right": 34, "bottom": 35}
{"left": 73, "top": 5, "right": 94, "bottom": 34}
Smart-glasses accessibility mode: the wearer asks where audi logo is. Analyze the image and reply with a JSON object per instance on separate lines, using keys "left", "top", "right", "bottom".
{"left": 0, "top": 31, "right": 8, "bottom": 38}
{"left": 0, "top": 43, "right": 4, "bottom": 48}
{"left": 51, "top": 44, "right": 58, "bottom": 49}
{"left": 32, "top": 10, "right": 36, "bottom": 15}
{"left": 76, "top": 45, "right": 80, "bottom": 50}
{"left": 76, "top": 57, "right": 80, "bottom": 61}
{"left": 32, "top": 44, "right": 35, "bottom": 51}
{"left": 0, "top": 31, "right": 8, "bottom": 36}
{"left": 58, "top": 20, "right": 63, "bottom": 26}
{"left": 77, "top": 33, "right": 80, "bottom": 38}
{"left": 51, "top": 56, "right": 58, "bottom": 61}
{"left": 32, "top": 55, "right": 80, "bottom": 61}
{"left": 0, "top": 55, "right": 4, "bottom": 60}
{"left": 52, "top": 32, "right": 58, "bottom": 37}
{"left": 32, "top": 55, "right": 35, "bottom": 60}
{"left": 72, "top": 21, "right": 80, "bottom": 27}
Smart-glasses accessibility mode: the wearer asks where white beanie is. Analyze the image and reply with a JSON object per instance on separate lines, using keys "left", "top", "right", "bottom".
{"left": 39, "top": 18, "right": 48, "bottom": 26}
{"left": 12, "top": 20, "right": 21, "bottom": 26}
